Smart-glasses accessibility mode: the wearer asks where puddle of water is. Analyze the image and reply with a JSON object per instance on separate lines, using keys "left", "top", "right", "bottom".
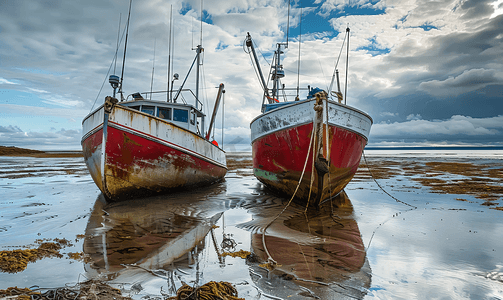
{"left": 77, "top": 179, "right": 369, "bottom": 299}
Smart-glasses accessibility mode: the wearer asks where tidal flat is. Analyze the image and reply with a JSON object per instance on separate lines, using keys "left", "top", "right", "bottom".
{"left": 1, "top": 150, "right": 503, "bottom": 299}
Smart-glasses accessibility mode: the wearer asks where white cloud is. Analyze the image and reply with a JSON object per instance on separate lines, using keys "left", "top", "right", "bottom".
{"left": 0, "top": 126, "right": 82, "bottom": 150}
{"left": 371, "top": 115, "right": 503, "bottom": 137}
{"left": 27, "top": 87, "right": 49, "bottom": 94}
{"left": 491, "top": 0, "right": 503, "bottom": 18}
{"left": 419, "top": 68, "right": 503, "bottom": 97}
{"left": 317, "top": 0, "right": 385, "bottom": 15}
{"left": 406, "top": 114, "right": 421, "bottom": 121}
{"left": 0, "top": 125, "right": 23, "bottom": 133}
{"left": 0, "top": 104, "right": 91, "bottom": 120}
{"left": 380, "top": 112, "right": 398, "bottom": 117}
{"left": 0, "top": 77, "right": 18, "bottom": 85}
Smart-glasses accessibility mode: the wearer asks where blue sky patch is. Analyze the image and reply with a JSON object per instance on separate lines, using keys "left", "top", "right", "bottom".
{"left": 201, "top": 10, "right": 213, "bottom": 25}
{"left": 216, "top": 42, "right": 228, "bottom": 51}
{"left": 292, "top": 9, "right": 335, "bottom": 37}
{"left": 357, "top": 37, "right": 391, "bottom": 56}
{"left": 288, "top": 1, "right": 385, "bottom": 39}
{"left": 180, "top": 3, "right": 213, "bottom": 24}
{"left": 180, "top": 3, "right": 192, "bottom": 15}
{"left": 418, "top": 24, "right": 438, "bottom": 31}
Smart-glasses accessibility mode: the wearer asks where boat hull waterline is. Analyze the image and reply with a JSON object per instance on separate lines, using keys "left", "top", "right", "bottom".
{"left": 82, "top": 104, "right": 227, "bottom": 200}
{"left": 251, "top": 98, "right": 372, "bottom": 205}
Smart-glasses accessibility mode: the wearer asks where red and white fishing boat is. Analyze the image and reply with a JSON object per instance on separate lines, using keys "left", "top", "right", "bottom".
{"left": 245, "top": 30, "right": 372, "bottom": 207}
{"left": 82, "top": 38, "right": 227, "bottom": 200}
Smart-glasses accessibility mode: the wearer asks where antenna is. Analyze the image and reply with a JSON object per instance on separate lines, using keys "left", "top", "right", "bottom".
{"left": 167, "top": 5, "right": 172, "bottom": 102}
{"left": 119, "top": 0, "right": 133, "bottom": 101}
{"left": 171, "top": 10, "right": 176, "bottom": 102}
{"left": 286, "top": 0, "right": 290, "bottom": 47}
{"left": 150, "top": 39, "right": 156, "bottom": 100}
{"left": 345, "top": 26, "right": 350, "bottom": 105}
{"left": 296, "top": 7, "right": 302, "bottom": 100}
{"left": 200, "top": 0, "right": 203, "bottom": 47}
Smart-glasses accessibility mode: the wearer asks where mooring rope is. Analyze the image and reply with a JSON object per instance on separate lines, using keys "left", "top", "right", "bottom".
{"left": 324, "top": 97, "right": 335, "bottom": 218}
{"left": 362, "top": 150, "right": 418, "bottom": 249}
{"left": 304, "top": 132, "right": 316, "bottom": 212}
{"left": 362, "top": 151, "right": 417, "bottom": 209}
{"left": 261, "top": 123, "right": 316, "bottom": 266}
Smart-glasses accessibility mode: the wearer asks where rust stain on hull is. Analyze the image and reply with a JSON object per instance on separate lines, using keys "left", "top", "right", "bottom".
{"left": 255, "top": 165, "right": 355, "bottom": 206}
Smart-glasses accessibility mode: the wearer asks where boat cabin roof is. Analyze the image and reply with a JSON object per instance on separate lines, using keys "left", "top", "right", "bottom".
{"left": 121, "top": 99, "right": 205, "bottom": 117}
{"left": 120, "top": 98, "right": 206, "bottom": 135}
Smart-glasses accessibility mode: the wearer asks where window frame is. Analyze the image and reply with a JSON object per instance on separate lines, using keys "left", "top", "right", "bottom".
{"left": 173, "top": 108, "right": 189, "bottom": 123}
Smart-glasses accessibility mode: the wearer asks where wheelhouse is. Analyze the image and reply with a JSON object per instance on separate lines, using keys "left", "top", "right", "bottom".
{"left": 120, "top": 98, "right": 205, "bottom": 136}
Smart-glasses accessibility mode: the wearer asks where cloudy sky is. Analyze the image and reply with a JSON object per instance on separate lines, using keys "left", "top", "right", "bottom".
{"left": 1, "top": 0, "right": 502, "bottom": 150}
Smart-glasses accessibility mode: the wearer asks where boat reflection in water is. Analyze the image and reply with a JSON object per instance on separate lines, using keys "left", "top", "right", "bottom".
{"left": 83, "top": 183, "right": 229, "bottom": 279}
{"left": 82, "top": 180, "right": 370, "bottom": 299}
{"left": 240, "top": 191, "right": 371, "bottom": 299}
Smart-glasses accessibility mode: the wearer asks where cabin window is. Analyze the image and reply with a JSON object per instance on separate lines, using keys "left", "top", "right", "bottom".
{"left": 157, "top": 107, "right": 172, "bottom": 120}
{"left": 190, "top": 112, "right": 196, "bottom": 125}
{"left": 173, "top": 109, "right": 188, "bottom": 122}
{"left": 130, "top": 106, "right": 140, "bottom": 111}
{"left": 141, "top": 105, "right": 155, "bottom": 115}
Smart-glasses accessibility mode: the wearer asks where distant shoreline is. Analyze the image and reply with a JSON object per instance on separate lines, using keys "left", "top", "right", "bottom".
{"left": 1, "top": 145, "right": 502, "bottom": 158}
{"left": 0, "top": 146, "right": 83, "bottom": 158}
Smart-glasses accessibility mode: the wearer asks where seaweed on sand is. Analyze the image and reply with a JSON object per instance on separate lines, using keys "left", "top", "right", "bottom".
{"left": 0, "top": 239, "right": 73, "bottom": 273}
{"left": 0, "top": 280, "right": 132, "bottom": 300}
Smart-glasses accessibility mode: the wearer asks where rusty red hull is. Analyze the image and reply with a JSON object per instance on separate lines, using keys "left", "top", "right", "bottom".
{"left": 252, "top": 122, "right": 367, "bottom": 206}
{"left": 81, "top": 105, "right": 227, "bottom": 200}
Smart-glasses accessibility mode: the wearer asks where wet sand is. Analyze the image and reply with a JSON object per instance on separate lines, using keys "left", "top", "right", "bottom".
{"left": 0, "top": 150, "right": 502, "bottom": 299}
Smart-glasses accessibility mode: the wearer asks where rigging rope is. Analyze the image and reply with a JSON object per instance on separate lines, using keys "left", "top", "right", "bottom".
{"left": 327, "top": 30, "right": 348, "bottom": 99}
{"left": 90, "top": 20, "right": 128, "bottom": 112}
{"left": 317, "top": 59, "right": 329, "bottom": 97}
{"left": 255, "top": 40, "right": 271, "bottom": 66}
{"left": 248, "top": 52, "right": 266, "bottom": 92}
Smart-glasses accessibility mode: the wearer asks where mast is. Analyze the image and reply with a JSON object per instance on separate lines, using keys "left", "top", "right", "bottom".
{"left": 271, "top": 43, "right": 285, "bottom": 100}
{"left": 345, "top": 27, "right": 350, "bottom": 104}
{"left": 196, "top": 0, "right": 203, "bottom": 109}
{"left": 196, "top": 45, "right": 202, "bottom": 108}
{"left": 119, "top": 0, "right": 133, "bottom": 101}
{"left": 296, "top": 7, "right": 302, "bottom": 100}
